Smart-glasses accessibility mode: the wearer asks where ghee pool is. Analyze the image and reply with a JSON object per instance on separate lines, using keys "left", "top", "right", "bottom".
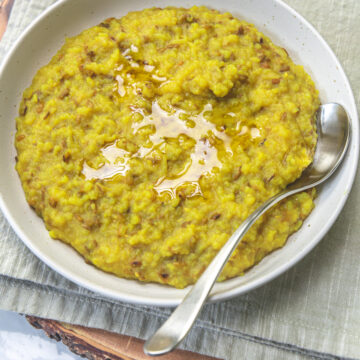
{"left": 15, "top": 6, "right": 319, "bottom": 288}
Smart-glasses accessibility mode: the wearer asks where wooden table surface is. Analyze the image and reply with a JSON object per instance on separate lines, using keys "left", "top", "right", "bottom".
{"left": 26, "top": 316, "right": 220, "bottom": 360}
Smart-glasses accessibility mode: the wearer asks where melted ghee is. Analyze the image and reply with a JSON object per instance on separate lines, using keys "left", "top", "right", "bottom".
{"left": 83, "top": 53, "right": 265, "bottom": 199}
{"left": 83, "top": 38, "right": 265, "bottom": 199}
{"left": 83, "top": 100, "right": 236, "bottom": 198}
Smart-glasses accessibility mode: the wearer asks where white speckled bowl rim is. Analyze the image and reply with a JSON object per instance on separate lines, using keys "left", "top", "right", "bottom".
{"left": 0, "top": 0, "right": 358, "bottom": 307}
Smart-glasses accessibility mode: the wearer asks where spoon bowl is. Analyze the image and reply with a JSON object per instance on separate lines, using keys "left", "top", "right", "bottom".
{"left": 288, "top": 103, "right": 350, "bottom": 190}
{"left": 144, "top": 103, "right": 351, "bottom": 356}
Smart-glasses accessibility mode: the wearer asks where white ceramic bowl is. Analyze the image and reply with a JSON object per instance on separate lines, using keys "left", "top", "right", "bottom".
{"left": 0, "top": 0, "right": 358, "bottom": 306}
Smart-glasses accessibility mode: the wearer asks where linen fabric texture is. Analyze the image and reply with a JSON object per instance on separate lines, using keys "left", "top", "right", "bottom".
{"left": 0, "top": 1, "right": 359, "bottom": 359}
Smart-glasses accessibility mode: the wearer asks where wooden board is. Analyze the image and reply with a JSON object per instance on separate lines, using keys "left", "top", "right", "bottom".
{"left": 26, "top": 316, "right": 221, "bottom": 360}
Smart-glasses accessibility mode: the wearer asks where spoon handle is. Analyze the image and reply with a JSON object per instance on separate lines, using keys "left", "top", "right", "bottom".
{"left": 144, "top": 189, "right": 293, "bottom": 356}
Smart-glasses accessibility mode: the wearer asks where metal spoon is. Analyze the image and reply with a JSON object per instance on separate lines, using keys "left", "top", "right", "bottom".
{"left": 144, "top": 103, "right": 351, "bottom": 356}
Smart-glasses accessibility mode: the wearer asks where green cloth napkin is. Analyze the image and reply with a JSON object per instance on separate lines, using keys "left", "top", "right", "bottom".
{"left": 0, "top": 1, "right": 359, "bottom": 359}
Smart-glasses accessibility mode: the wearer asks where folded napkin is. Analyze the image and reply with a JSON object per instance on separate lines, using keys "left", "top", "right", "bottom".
{"left": 0, "top": 1, "right": 359, "bottom": 359}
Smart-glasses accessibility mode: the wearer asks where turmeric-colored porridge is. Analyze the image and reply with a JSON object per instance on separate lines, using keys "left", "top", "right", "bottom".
{"left": 15, "top": 6, "right": 319, "bottom": 288}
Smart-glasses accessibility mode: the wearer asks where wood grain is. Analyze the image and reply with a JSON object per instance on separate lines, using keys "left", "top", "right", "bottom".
{"left": 0, "top": 0, "right": 14, "bottom": 41}
{"left": 26, "top": 316, "right": 222, "bottom": 360}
